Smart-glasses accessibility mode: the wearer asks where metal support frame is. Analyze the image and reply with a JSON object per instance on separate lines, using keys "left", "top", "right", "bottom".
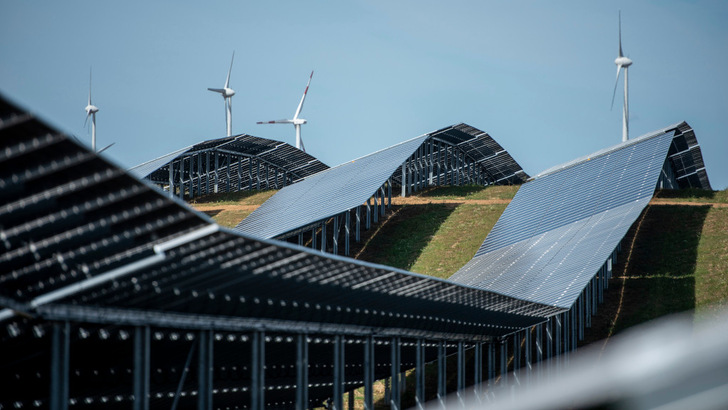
{"left": 50, "top": 321, "right": 70, "bottom": 410}
{"left": 499, "top": 340, "right": 507, "bottom": 386}
{"left": 364, "top": 336, "right": 375, "bottom": 410}
{"left": 334, "top": 335, "right": 345, "bottom": 410}
{"left": 214, "top": 151, "right": 220, "bottom": 193}
{"left": 487, "top": 342, "right": 495, "bottom": 389}
{"left": 251, "top": 331, "right": 265, "bottom": 410}
{"left": 198, "top": 329, "right": 213, "bottom": 410}
{"left": 296, "top": 334, "right": 309, "bottom": 410}
{"left": 390, "top": 337, "right": 401, "bottom": 410}
{"left": 457, "top": 341, "right": 466, "bottom": 400}
{"left": 473, "top": 342, "right": 482, "bottom": 400}
{"left": 437, "top": 341, "right": 446, "bottom": 406}
{"left": 415, "top": 339, "right": 425, "bottom": 409}
{"left": 133, "top": 326, "right": 150, "bottom": 410}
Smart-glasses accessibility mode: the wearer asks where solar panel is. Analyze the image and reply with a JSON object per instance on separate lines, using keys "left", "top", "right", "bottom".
{"left": 236, "top": 123, "right": 528, "bottom": 241}
{"left": 450, "top": 122, "right": 710, "bottom": 309}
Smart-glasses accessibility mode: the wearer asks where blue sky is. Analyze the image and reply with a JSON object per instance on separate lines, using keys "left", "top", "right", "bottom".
{"left": 2, "top": 1, "right": 727, "bottom": 189}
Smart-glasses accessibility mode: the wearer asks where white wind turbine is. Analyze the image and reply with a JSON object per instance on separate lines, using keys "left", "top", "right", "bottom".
{"left": 208, "top": 51, "right": 236, "bottom": 137}
{"left": 611, "top": 11, "right": 633, "bottom": 142}
{"left": 84, "top": 69, "right": 100, "bottom": 151}
{"left": 257, "top": 71, "right": 314, "bottom": 152}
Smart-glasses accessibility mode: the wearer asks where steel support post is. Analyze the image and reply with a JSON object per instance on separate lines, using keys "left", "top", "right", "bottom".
{"left": 563, "top": 312, "right": 569, "bottom": 356}
{"left": 546, "top": 319, "right": 553, "bottom": 360}
{"left": 401, "top": 162, "right": 406, "bottom": 197}
{"left": 607, "top": 258, "right": 612, "bottom": 288}
{"left": 415, "top": 339, "right": 425, "bottom": 409}
{"left": 238, "top": 157, "right": 242, "bottom": 191}
{"left": 513, "top": 332, "right": 521, "bottom": 384}
{"left": 50, "top": 321, "right": 70, "bottom": 410}
{"left": 265, "top": 164, "right": 270, "bottom": 190}
{"left": 380, "top": 187, "right": 386, "bottom": 216}
{"left": 251, "top": 331, "right": 265, "bottom": 410}
{"left": 524, "top": 329, "right": 532, "bottom": 389}
{"left": 586, "top": 284, "right": 592, "bottom": 328}
{"left": 168, "top": 161, "right": 174, "bottom": 198}
{"left": 333, "top": 215, "right": 339, "bottom": 255}
{"left": 571, "top": 307, "right": 577, "bottom": 351}
{"left": 473, "top": 343, "right": 482, "bottom": 400}
{"left": 390, "top": 337, "right": 401, "bottom": 410}
{"left": 345, "top": 210, "right": 350, "bottom": 256}
{"left": 407, "top": 159, "right": 413, "bottom": 195}
{"left": 355, "top": 206, "right": 361, "bottom": 242}
{"left": 321, "top": 222, "right": 327, "bottom": 253}
{"left": 499, "top": 340, "right": 508, "bottom": 386}
{"left": 311, "top": 226, "right": 317, "bottom": 250}
{"left": 373, "top": 191, "right": 379, "bottom": 223}
{"left": 247, "top": 158, "right": 253, "bottom": 190}
{"left": 364, "top": 336, "right": 374, "bottom": 410}
{"left": 189, "top": 155, "right": 194, "bottom": 198}
{"left": 487, "top": 343, "right": 495, "bottom": 389}
{"left": 437, "top": 341, "right": 446, "bottom": 406}
{"left": 366, "top": 198, "right": 371, "bottom": 229}
{"left": 198, "top": 330, "right": 213, "bottom": 410}
{"left": 536, "top": 324, "right": 543, "bottom": 382}
{"left": 598, "top": 266, "right": 605, "bottom": 303}
{"left": 333, "top": 335, "right": 345, "bottom": 410}
{"left": 457, "top": 342, "right": 465, "bottom": 396}
{"left": 387, "top": 178, "right": 392, "bottom": 209}
{"left": 256, "top": 159, "right": 261, "bottom": 191}
{"left": 436, "top": 141, "right": 442, "bottom": 186}
{"left": 226, "top": 154, "right": 231, "bottom": 193}
{"left": 554, "top": 316, "right": 561, "bottom": 368}
{"left": 133, "top": 326, "right": 150, "bottom": 410}
{"left": 205, "top": 152, "right": 210, "bottom": 194}
{"left": 214, "top": 152, "right": 219, "bottom": 193}
{"left": 578, "top": 294, "right": 585, "bottom": 341}
{"left": 592, "top": 276, "right": 598, "bottom": 314}
{"left": 198, "top": 153, "right": 203, "bottom": 196}
{"left": 179, "top": 158, "right": 184, "bottom": 199}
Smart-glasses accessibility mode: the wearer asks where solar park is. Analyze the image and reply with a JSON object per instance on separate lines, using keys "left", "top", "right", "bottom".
{"left": 0, "top": 92, "right": 720, "bottom": 409}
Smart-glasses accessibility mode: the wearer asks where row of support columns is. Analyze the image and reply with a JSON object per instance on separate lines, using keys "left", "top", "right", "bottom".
{"left": 165, "top": 151, "right": 293, "bottom": 200}
{"left": 45, "top": 246, "right": 622, "bottom": 409}
{"left": 284, "top": 180, "right": 392, "bottom": 256}
{"left": 399, "top": 139, "right": 492, "bottom": 197}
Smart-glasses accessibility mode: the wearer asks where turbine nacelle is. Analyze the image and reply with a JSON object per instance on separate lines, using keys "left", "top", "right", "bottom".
{"left": 615, "top": 56, "right": 632, "bottom": 68}
{"left": 223, "top": 87, "right": 235, "bottom": 98}
{"left": 85, "top": 104, "right": 99, "bottom": 115}
{"left": 292, "top": 118, "right": 307, "bottom": 125}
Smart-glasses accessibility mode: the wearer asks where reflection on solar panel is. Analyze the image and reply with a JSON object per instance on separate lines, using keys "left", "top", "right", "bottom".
{"left": 129, "top": 134, "right": 329, "bottom": 199}
{"left": 0, "top": 93, "right": 554, "bottom": 409}
{"left": 450, "top": 122, "right": 711, "bottom": 309}
{"left": 236, "top": 123, "right": 528, "bottom": 255}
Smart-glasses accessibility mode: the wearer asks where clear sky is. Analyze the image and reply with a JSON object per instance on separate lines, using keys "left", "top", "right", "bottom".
{"left": 2, "top": 1, "right": 726, "bottom": 189}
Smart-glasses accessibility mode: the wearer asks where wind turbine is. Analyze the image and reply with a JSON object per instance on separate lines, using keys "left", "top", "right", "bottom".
{"left": 611, "top": 11, "right": 633, "bottom": 142}
{"left": 257, "top": 71, "right": 314, "bottom": 152}
{"left": 208, "top": 51, "right": 236, "bottom": 137}
{"left": 84, "top": 68, "right": 99, "bottom": 151}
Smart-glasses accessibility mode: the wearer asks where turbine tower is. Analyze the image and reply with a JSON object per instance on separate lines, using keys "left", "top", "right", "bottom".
{"left": 257, "top": 71, "right": 314, "bottom": 152}
{"left": 611, "top": 11, "right": 633, "bottom": 142}
{"left": 84, "top": 69, "right": 99, "bottom": 152}
{"left": 208, "top": 51, "right": 236, "bottom": 137}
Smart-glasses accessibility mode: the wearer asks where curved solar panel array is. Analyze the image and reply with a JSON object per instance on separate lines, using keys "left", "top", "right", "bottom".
{"left": 450, "top": 122, "right": 711, "bottom": 309}
{"left": 0, "top": 91, "right": 713, "bottom": 409}
{"left": 0, "top": 94, "right": 554, "bottom": 409}
{"left": 236, "top": 123, "right": 528, "bottom": 243}
{"left": 129, "top": 134, "right": 329, "bottom": 199}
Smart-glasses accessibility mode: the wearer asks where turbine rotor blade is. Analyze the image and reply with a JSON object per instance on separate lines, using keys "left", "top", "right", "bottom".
{"left": 208, "top": 88, "right": 225, "bottom": 94}
{"left": 225, "top": 51, "right": 235, "bottom": 89}
{"left": 83, "top": 112, "right": 90, "bottom": 128}
{"left": 88, "top": 68, "right": 93, "bottom": 105}
{"left": 97, "top": 142, "right": 115, "bottom": 154}
{"left": 257, "top": 119, "right": 292, "bottom": 124}
{"left": 618, "top": 11, "right": 624, "bottom": 58}
{"left": 293, "top": 71, "right": 314, "bottom": 120}
{"left": 611, "top": 65, "right": 622, "bottom": 110}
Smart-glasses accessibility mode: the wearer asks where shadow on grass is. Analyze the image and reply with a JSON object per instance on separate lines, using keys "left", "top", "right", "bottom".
{"left": 350, "top": 204, "right": 457, "bottom": 271}
{"left": 585, "top": 204, "right": 710, "bottom": 344}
